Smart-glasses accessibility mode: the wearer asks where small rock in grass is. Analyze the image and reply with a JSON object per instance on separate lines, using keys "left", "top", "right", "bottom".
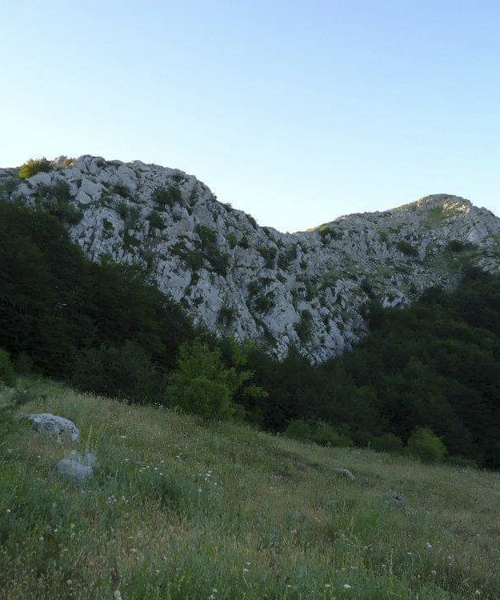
{"left": 385, "top": 492, "right": 406, "bottom": 508}
{"left": 67, "top": 450, "right": 98, "bottom": 467}
{"left": 57, "top": 459, "right": 93, "bottom": 482}
{"left": 26, "top": 414, "right": 79, "bottom": 442}
{"left": 334, "top": 467, "right": 355, "bottom": 480}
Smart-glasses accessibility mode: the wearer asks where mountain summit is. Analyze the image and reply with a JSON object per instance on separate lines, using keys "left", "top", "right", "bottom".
{"left": 1, "top": 156, "right": 499, "bottom": 361}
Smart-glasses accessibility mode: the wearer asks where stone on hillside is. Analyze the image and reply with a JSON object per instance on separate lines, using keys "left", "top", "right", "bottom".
{"left": 334, "top": 467, "right": 355, "bottom": 480}
{"left": 67, "top": 450, "right": 98, "bottom": 467}
{"left": 385, "top": 492, "right": 406, "bottom": 508}
{"left": 26, "top": 413, "right": 79, "bottom": 442}
{"left": 57, "top": 459, "right": 93, "bottom": 482}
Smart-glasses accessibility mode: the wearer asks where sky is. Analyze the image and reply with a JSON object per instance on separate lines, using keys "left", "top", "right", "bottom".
{"left": 1, "top": 1, "right": 500, "bottom": 232}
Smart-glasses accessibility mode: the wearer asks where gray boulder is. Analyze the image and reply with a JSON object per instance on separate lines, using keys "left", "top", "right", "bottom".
{"left": 26, "top": 413, "right": 79, "bottom": 442}
{"left": 67, "top": 450, "right": 98, "bottom": 467}
{"left": 57, "top": 459, "right": 93, "bottom": 482}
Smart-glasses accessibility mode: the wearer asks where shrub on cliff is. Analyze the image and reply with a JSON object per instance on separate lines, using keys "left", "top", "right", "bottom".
{"left": 18, "top": 158, "right": 52, "bottom": 179}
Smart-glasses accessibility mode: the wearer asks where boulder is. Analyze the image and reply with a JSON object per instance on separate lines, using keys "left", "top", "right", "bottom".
{"left": 67, "top": 450, "right": 98, "bottom": 467}
{"left": 26, "top": 413, "right": 79, "bottom": 442}
{"left": 57, "top": 459, "right": 93, "bottom": 482}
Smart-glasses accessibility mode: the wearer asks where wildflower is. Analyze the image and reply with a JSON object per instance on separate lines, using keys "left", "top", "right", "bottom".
{"left": 114, "top": 591, "right": 123, "bottom": 600}
{"left": 431, "top": 570, "right": 437, "bottom": 576}
{"left": 198, "top": 488, "right": 202, "bottom": 493}
{"left": 325, "top": 583, "right": 331, "bottom": 587}
{"left": 474, "top": 591, "right": 481, "bottom": 596}
{"left": 290, "top": 529, "right": 298, "bottom": 534}
{"left": 343, "top": 584, "right": 352, "bottom": 589}
{"left": 243, "top": 568, "right": 249, "bottom": 572}
{"left": 426, "top": 541, "right": 433, "bottom": 550}
{"left": 6, "top": 509, "right": 11, "bottom": 514}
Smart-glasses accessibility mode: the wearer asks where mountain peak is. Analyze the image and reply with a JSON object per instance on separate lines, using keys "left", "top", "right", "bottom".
{"left": 1, "top": 156, "right": 499, "bottom": 362}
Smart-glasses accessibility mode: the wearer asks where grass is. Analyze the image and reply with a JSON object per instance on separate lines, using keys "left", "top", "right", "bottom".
{"left": 1, "top": 379, "right": 500, "bottom": 599}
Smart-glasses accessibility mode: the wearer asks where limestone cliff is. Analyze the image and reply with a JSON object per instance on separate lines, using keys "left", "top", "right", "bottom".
{"left": 1, "top": 155, "right": 499, "bottom": 361}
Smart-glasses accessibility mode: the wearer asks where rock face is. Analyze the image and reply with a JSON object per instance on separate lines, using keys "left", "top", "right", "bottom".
{"left": 2, "top": 155, "right": 500, "bottom": 362}
{"left": 26, "top": 413, "right": 80, "bottom": 442}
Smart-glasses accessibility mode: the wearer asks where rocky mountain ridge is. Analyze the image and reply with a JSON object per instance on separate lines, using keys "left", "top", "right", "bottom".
{"left": 1, "top": 155, "right": 500, "bottom": 362}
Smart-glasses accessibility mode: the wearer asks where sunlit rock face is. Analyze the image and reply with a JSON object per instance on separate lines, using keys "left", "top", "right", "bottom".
{"left": 2, "top": 155, "right": 500, "bottom": 362}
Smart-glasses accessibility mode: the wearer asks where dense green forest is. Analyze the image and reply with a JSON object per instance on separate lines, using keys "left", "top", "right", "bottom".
{"left": 1, "top": 200, "right": 499, "bottom": 467}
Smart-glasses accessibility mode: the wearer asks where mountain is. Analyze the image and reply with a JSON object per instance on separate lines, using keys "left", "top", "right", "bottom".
{"left": 2, "top": 155, "right": 500, "bottom": 362}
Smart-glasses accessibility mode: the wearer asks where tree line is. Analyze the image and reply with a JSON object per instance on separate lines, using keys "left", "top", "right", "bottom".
{"left": 1, "top": 199, "right": 499, "bottom": 467}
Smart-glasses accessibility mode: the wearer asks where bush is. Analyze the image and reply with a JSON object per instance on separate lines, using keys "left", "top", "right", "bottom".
{"left": 407, "top": 428, "right": 447, "bottom": 463}
{"left": 296, "top": 310, "right": 313, "bottom": 343}
{"left": 0, "top": 349, "right": 16, "bottom": 387}
{"left": 71, "top": 341, "right": 162, "bottom": 403}
{"left": 152, "top": 185, "right": 182, "bottom": 209}
{"left": 254, "top": 292, "right": 275, "bottom": 313}
{"left": 172, "top": 376, "right": 233, "bottom": 421}
{"left": 284, "top": 419, "right": 314, "bottom": 442}
{"left": 148, "top": 210, "right": 164, "bottom": 230}
{"left": 311, "top": 422, "right": 353, "bottom": 448}
{"left": 112, "top": 183, "right": 131, "bottom": 198}
{"left": 34, "top": 181, "right": 82, "bottom": 225}
{"left": 396, "top": 239, "right": 418, "bottom": 257}
{"left": 446, "top": 240, "right": 475, "bottom": 253}
{"left": 371, "top": 432, "right": 403, "bottom": 453}
{"left": 18, "top": 158, "right": 52, "bottom": 179}
{"left": 166, "top": 340, "right": 239, "bottom": 420}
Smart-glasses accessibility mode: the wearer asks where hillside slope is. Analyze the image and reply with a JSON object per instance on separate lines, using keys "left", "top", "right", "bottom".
{"left": 1, "top": 156, "right": 500, "bottom": 361}
{"left": 1, "top": 379, "right": 499, "bottom": 599}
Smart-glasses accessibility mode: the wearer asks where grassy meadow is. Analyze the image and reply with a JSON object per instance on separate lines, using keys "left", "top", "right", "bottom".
{"left": 1, "top": 378, "right": 499, "bottom": 600}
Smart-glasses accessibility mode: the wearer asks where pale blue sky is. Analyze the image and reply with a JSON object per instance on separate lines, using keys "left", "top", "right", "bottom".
{"left": 1, "top": 1, "right": 499, "bottom": 231}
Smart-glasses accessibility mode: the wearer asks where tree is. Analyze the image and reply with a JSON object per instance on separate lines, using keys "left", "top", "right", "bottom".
{"left": 407, "top": 428, "right": 448, "bottom": 463}
{"left": 166, "top": 339, "right": 265, "bottom": 420}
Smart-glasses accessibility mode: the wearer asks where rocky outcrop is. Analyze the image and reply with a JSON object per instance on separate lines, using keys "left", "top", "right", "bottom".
{"left": 2, "top": 156, "right": 500, "bottom": 362}
{"left": 26, "top": 413, "right": 80, "bottom": 442}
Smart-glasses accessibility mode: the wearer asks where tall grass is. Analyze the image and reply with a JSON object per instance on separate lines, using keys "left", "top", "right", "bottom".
{"left": 0, "top": 379, "right": 499, "bottom": 599}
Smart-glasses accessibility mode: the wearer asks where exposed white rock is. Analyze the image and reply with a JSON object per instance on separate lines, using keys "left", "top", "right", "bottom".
{"left": 57, "top": 459, "right": 93, "bottom": 482}
{"left": 26, "top": 413, "right": 79, "bottom": 442}
{"left": 2, "top": 157, "right": 500, "bottom": 362}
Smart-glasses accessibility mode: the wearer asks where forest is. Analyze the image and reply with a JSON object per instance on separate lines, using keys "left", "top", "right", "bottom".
{"left": 1, "top": 200, "right": 499, "bottom": 468}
